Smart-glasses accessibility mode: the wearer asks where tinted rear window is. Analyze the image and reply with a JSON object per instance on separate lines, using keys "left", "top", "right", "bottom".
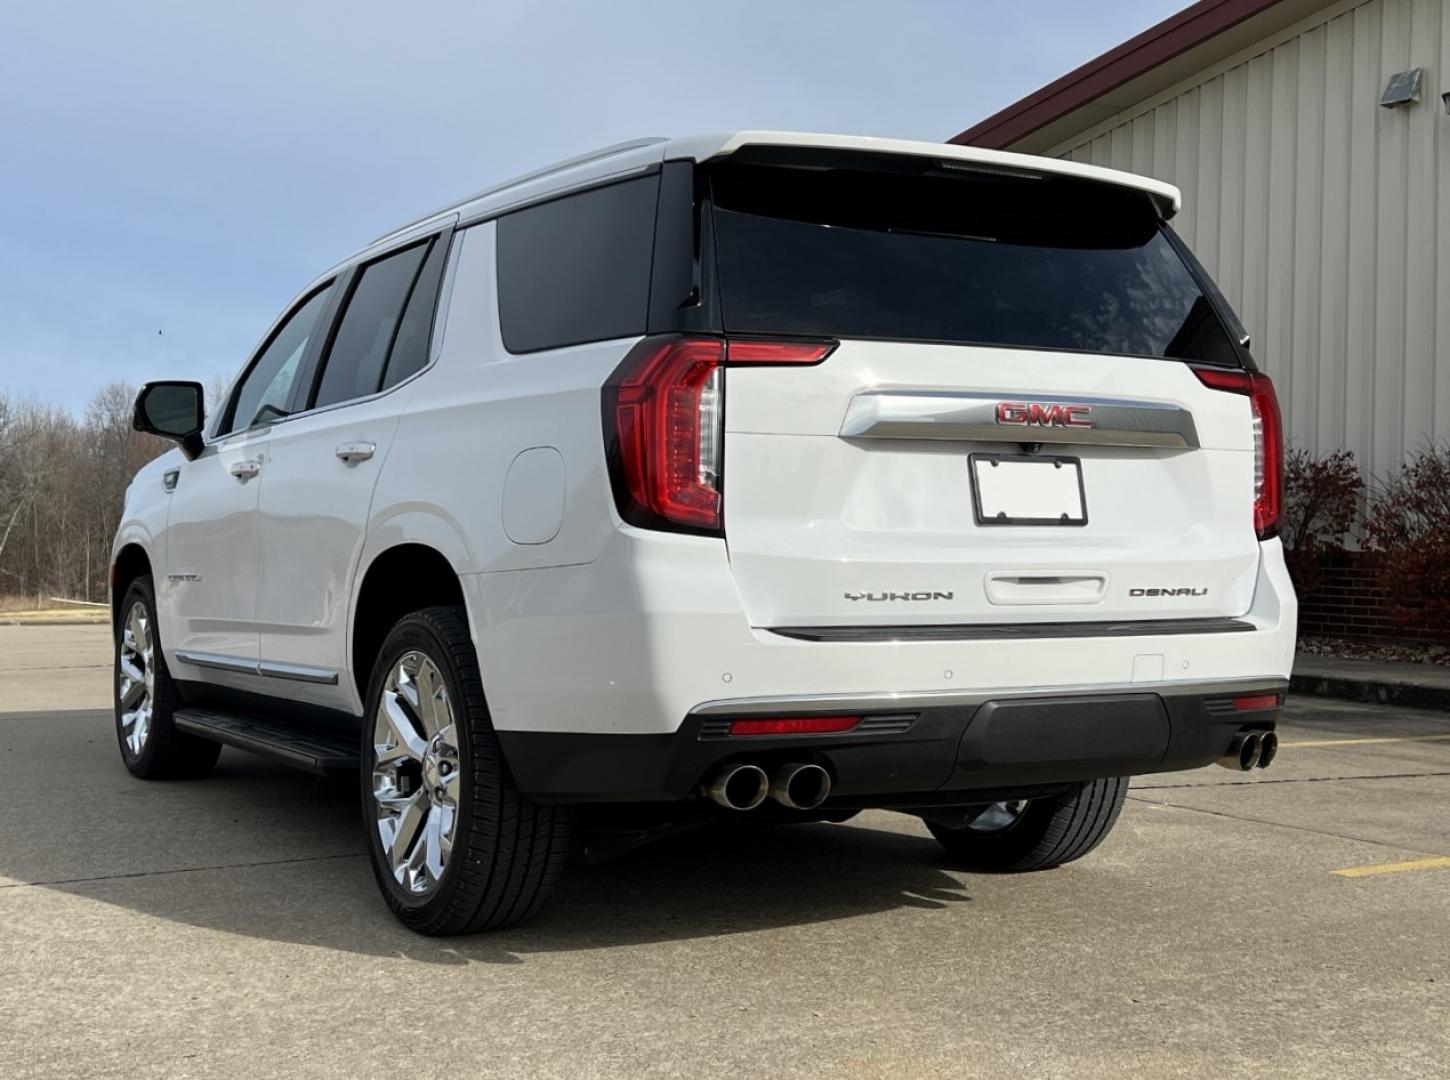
{"left": 709, "top": 159, "right": 1242, "bottom": 364}
{"left": 496, "top": 175, "right": 659, "bottom": 353}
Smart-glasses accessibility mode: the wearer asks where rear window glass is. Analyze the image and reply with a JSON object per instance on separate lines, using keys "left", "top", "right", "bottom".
{"left": 496, "top": 175, "right": 659, "bottom": 353}
{"left": 709, "top": 158, "right": 1242, "bottom": 365}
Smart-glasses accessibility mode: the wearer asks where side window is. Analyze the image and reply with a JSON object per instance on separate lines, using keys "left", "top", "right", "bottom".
{"left": 381, "top": 234, "right": 451, "bottom": 390}
{"left": 224, "top": 283, "right": 334, "bottom": 435}
{"left": 312, "top": 240, "right": 430, "bottom": 410}
{"left": 496, "top": 175, "right": 659, "bottom": 353}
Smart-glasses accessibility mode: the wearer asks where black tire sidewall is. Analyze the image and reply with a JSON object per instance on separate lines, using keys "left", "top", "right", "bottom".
{"left": 360, "top": 612, "right": 478, "bottom": 923}
{"left": 928, "top": 801, "right": 1056, "bottom": 869}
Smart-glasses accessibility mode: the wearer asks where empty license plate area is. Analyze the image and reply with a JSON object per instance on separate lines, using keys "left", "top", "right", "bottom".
{"left": 970, "top": 454, "right": 1087, "bottom": 526}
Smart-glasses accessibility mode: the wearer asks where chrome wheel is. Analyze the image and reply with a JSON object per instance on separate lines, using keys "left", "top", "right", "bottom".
{"left": 965, "top": 800, "right": 1029, "bottom": 833}
{"left": 117, "top": 600, "right": 156, "bottom": 757}
{"left": 371, "top": 651, "right": 461, "bottom": 896}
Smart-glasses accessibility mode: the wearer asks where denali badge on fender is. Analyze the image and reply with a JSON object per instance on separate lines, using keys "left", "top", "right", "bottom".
{"left": 1130, "top": 587, "right": 1209, "bottom": 597}
{"left": 996, "top": 401, "right": 1093, "bottom": 428}
{"left": 845, "top": 591, "right": 955, "bottom": 602}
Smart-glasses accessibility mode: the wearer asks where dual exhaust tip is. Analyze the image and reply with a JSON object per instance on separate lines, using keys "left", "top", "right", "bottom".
{"left": 1218, "top": 729, "right": 1279, "bottom": 771}
{"left": 706, "top": 762, "right": 831, "bottom": 811}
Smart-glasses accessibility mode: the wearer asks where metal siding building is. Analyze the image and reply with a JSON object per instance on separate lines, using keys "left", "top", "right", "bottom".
{"left": 955, "top": 0, "right": 1449, "bottom": 482}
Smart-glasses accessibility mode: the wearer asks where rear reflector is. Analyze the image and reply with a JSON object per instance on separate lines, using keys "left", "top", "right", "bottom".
{"left": 729, "top": 715, "right": 861, "bottom": 737}
{"left": 1193, "top": 367, "right": 1283, "bottom": 540}
{"left": 1231, "top": 693, "right": 1282, "bottom": 712}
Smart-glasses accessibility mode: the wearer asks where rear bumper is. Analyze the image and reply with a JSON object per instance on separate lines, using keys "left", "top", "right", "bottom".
{"left": 498, "top": 678, "right": 1288, "bottom": 804}
{"left": 466, "top": 529, "right": 1296, "bottom": 804}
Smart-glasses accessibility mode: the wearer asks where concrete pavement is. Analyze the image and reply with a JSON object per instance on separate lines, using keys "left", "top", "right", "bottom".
{"left": 2, "top": 625, "right": 1447, "bottom": 1078}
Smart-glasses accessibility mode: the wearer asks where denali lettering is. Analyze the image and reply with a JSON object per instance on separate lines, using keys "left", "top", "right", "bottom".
{"left": 1129, "top": 587, "right": 1208, "bottom": 597}
{"left": 996, "top": 401, "right": 1093, "bottom": 428}
{"left": 844, "top": 591, "right": 955, "bottom": 602}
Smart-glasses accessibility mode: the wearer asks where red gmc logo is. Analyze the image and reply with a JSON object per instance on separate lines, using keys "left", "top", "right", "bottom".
{"left": 995, "top": 401, "right": 1093, "bottom": 428}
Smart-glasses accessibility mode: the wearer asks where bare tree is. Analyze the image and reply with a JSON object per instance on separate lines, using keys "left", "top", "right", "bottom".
{"left": 0, "top": 385, "right": 167, "bottom": 604}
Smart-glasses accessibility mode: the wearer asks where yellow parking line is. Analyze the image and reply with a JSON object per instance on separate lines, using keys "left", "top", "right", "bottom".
{"left": 1332, "top": 855, "right": 1450, "bottom": 878}
{"left": 1280, "top": 734, "right": 1450, "bottom": 749}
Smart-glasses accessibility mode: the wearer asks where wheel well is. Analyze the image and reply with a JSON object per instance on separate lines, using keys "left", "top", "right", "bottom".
{"left": 351, "top": 544, "right": 466, "bottom": 700}
{"left": 111, "top": 544, "right": 152, "bottom": 629}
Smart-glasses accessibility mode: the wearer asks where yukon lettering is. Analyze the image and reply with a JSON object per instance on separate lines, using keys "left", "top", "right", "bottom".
{"left": 844, "top": 591, "right": 955, "bottom": 602}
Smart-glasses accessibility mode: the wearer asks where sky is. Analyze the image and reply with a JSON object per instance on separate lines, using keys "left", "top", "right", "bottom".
{"left": 0, "top": 0, "right": 1186, "bottom": 414}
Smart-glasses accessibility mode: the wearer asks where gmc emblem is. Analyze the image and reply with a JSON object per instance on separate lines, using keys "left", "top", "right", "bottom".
{"left": 996, "top": 401, "right": 1093, "bottom": 428}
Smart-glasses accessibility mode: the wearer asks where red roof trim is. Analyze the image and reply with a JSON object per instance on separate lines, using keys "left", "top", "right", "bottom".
{"left": 951, "top": 0, "right": 1286, "bottom": 149}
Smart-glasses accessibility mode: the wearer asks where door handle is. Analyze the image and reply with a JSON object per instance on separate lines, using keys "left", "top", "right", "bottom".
{"left": 336, "top": 441, "right": 377, "bottom": 464}
{"left": 229, "top": 459, "right": 262, "bottom": 481}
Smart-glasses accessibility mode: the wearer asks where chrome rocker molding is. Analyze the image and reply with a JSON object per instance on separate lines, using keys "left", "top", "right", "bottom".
{"left": 839, "top": 390, "right": 1201, "bottom": 449}
{"left": 689, "top": 676, "right": 1290, "bottom": 717}
{"left": 174, "top": 650, "right": 340, "bottom": 686}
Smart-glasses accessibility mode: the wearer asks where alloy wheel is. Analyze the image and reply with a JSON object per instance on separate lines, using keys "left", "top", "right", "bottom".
{"left": 371, "top": 650, "right": 462, "bottom": 896}
{"left": 117, "top": 600, "right": 156, "bottom": 757}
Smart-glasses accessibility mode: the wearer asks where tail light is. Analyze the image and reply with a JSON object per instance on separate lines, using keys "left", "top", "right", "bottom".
{"left": 603, "top": 335, "right": 835, "bottom": 534}
{"left": 1193, "top": 367, "right": 1283, "bottom": 539}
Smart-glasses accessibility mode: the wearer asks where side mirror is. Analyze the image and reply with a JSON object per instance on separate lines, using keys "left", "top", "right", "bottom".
{"left": 133, "top": 381, "right": 206, "bottom": 460}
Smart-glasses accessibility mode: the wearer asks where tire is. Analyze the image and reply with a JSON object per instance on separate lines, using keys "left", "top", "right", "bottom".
{"left": 926, "top": 777, "right": 1128, "bottom": 872}
{"left": 361, "top": 606, "right": 572, "bottom": 935}
{"left": 113, "top": 576, "right": 222, "bottom": 780}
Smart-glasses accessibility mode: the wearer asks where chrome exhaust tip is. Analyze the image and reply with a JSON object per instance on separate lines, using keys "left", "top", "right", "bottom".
{"left": 769, "top": 763, "right": 832, "bottom": 810}
{"left": 1255, "top": 730, "right": 1279, "bottom": 769}
{"left": 1217, "top": 731, "right": 1263, "bottom": 771}
{"left": 706, "top": 763, "right": 769, "bottom": 811}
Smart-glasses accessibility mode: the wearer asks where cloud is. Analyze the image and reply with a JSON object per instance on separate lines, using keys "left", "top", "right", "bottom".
{"left": 0, "top": 0, "right": 1185, "bottom": 412}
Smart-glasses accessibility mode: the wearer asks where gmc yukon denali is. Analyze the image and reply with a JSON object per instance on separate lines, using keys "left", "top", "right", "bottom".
{"left": 111, "top": 132, "right": 1295, "bottom": 935}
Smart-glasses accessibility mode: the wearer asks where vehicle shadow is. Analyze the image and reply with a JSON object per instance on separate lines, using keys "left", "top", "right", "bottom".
{"left": 9, "top": 711, "right": 974, "bottom": 966}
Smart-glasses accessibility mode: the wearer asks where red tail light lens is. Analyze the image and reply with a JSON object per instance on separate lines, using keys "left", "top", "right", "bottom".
{"left": 604, "top": 336, "right": 725, "bottom": 532}
{"left": 603, "top": 335, "right": 837, "bottom": 534}
{"left": 1193, "top": 367, "right": 1283, "bottom": 539}
{"left": 725, "top": 339, "right": 836, "bottom": 365}
{"left": 729, "top": 715, "right": 861, "bottom": 736}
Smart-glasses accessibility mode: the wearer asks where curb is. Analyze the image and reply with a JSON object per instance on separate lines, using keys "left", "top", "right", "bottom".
{"left": 1290, "top": 671, "right": 1450, "bottom": 712}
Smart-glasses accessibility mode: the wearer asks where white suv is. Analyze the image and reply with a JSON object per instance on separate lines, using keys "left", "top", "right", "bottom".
{"left": 112, "top": 132, "right": 1296, "bottom": 934}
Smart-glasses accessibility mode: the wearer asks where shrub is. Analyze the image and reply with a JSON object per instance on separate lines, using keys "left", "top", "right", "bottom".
{"left": 1280, "top": 447, "right": 1363, "bottom": 599}
{"left": 1364, "top": 443, "right": 1450, "bottom": 642}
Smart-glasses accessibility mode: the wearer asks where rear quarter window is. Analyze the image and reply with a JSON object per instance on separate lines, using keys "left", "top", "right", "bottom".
{"left": 496, "top": 175, "right": 660, "bottom": 354}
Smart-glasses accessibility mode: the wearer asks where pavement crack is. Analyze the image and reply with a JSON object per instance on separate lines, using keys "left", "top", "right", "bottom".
{"left": 0, "top": 851, "right": 366, "bottom": 890}
{"left": 1136, "top": 770, "right": 1450, "bottom": 790}
{"left": 1127, "top": 795, "right": 1440, "bottom": 856}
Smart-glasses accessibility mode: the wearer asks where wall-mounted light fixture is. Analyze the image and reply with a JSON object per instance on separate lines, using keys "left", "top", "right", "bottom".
{"left": 1380, "top": 68, "right": 1423, "bottom": 108}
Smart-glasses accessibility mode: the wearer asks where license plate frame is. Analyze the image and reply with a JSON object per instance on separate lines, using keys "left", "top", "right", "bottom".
{"left": 969, "top": 453, "right": 1088, "bottom": 527}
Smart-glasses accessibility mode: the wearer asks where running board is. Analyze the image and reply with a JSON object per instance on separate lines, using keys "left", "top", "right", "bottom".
{"left": 172, "top": 708, "right": 359, "bottom": 774}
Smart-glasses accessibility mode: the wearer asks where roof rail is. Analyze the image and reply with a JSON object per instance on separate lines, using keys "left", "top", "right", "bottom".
{"left": 369, "top": 137, "right": 670, "bottom": 245}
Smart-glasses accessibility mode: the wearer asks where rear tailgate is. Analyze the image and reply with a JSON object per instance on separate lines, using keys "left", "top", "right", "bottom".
{"left": 723, "top": 342, "right": 1259, "bottom": 628}
{"left": 704, "top": 146, "right": 1265, "bottom": 633}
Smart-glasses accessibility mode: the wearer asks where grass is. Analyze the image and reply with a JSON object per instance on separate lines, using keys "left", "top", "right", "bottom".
{"left": 0, "top": 595, "right": 110, "bottom": 623}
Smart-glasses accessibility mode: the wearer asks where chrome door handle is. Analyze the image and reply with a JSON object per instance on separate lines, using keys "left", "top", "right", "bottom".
{"left": 336, "top": 441, "right": 377, "bottom": 464}
{"left": 229, "top": 459, "right": 261, "bottom": 481}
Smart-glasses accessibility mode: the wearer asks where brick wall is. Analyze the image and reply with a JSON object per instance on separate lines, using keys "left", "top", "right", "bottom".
{"left": 1295, "top": 551, "right": 1442, "bottom": 643}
